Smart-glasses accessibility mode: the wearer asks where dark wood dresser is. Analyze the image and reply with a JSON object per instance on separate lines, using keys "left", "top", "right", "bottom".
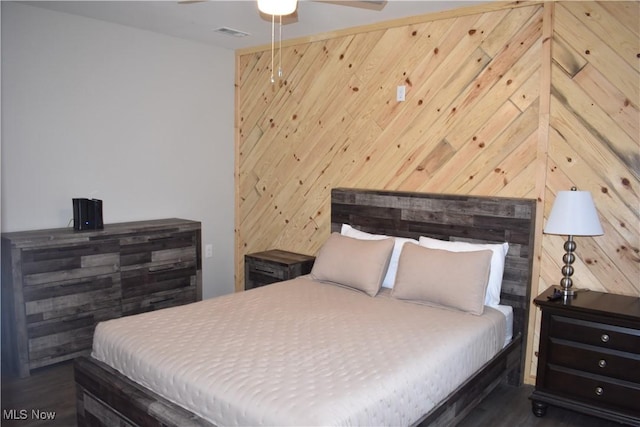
{"left": 244, "top": 249, "right": 314, "bottom": 290}
{"left": 1, "top": 218, "right": 201, "bottom": 377}
{"left": 531, "top": 286, "right": 640, "bottom": 425}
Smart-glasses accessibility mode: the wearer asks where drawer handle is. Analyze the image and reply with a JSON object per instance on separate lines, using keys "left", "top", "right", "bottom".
{"left": 595, "top": 387, "right": 604, "bottom": 396}
{"left": 149, "top": 236, "right": 174, "bottom": 241}
{"left": 600, "top": 334, "right": 609, "bottom": 343}
{"left": 151, "top": 297, "right": 174, "bottom": 305}
{"left": 598, "top": 359, "right": 607, "bottom": 368}
{"left": 254, "top": 267, "right": 276, "bottom": 275}
{"left": 60, "top": 283, "right": 78, "bottom": 288}
{"left": 149, "top": 265, "right": 176, "bottom": 273}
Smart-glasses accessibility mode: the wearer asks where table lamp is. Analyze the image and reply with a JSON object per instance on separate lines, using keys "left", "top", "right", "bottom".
{"left": 544, "top": 187, "right": 604, "bottom": 296}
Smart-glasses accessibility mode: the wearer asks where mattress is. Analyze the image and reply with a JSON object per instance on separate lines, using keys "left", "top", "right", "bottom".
{"left": 494, "top": 303, "right": 513, "bottom": 346}
{"left": 92, "top": 277, "right": 507, "bottom": 426}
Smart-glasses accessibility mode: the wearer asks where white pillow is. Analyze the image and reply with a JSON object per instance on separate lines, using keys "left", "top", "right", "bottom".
{"left": 418, "top": 236, "right": 508, "bottom": 307}
{"left": 341, "top": 224, "right": 418, "bottom": 289}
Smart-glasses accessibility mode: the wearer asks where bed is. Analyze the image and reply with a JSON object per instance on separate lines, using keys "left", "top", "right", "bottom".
{"left": 74, "top": 188, "right": 536, "bottom": 426}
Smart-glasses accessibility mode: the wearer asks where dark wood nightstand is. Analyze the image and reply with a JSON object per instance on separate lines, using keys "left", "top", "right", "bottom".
{"left": 531, "top": 286, "right": 640, "bottom": 425}
{"left": 244, "top": 249, "right": 315, "bottom": 290}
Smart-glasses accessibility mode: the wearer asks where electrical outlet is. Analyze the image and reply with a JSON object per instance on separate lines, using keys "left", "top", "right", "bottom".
{"left": 205, "top": 244, "right": 213, "bottom": 258}
{"left": 396, "top": 85, "right": 406, "bottom": 102}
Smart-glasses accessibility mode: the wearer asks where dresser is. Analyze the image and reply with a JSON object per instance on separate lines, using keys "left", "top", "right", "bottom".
{"left": 244, "top": 249, "right": 315, "bottom": 290}
{"left": 531, "top": 287, "right": 640, "bottom": 425}
{"left": 1, "top": 218, "right": 201, "bottom": 377}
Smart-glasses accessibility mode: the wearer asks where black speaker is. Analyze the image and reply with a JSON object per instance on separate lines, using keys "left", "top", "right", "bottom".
{"left": 73, "top": 198, "right": 104, "bottom": 231}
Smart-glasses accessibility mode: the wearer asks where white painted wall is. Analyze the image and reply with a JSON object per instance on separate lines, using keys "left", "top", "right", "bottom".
{"left": 1, "top": 2, "right": 235, "bottom": 298}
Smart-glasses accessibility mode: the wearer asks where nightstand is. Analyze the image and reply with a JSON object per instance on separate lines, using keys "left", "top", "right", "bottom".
{"left": 531, "top": 287, "right": 640, "bottom": 425}
{"left": 244, "top": 249, "right": 315, "bottom": 290}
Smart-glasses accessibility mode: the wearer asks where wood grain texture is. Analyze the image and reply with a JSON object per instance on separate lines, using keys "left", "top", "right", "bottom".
{"left": 3, "top": 361, "right": 624, "bottom": 427}
{"left": 71, "top": 189, "right": 536, "bottom": 427}
{"left": 236, "top": 3, "right": 544, "bottom": 281}
{"left": 1, "top": 219, "right": 202, "bottom": 377}
{"left": 244, "top": 249, "right": 315, "bottom": 290}
{"left": 74, "top": 358, "right": 214, "bottom": 427}
{"left": 532, "top": 0, "right": 640, "bottom": 380}
{"left": 235, "top": 1, "right": 640, "bottom": 385}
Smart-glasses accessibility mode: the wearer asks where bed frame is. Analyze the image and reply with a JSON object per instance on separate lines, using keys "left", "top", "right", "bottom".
{"left": 74, "top": 188, "right": 536, "bottom": 426}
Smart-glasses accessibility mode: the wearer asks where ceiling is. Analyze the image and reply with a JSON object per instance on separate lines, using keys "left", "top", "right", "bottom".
{"left": 22, "top": 0, "right": 483, "bottom": 51}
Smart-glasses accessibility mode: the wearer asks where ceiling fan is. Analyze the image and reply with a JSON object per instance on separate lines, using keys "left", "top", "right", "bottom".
{"left": 179, "top": 0, "right": 387, "bottom": 83}
{"left": 179, "top": 0, "right": 387, "bottom": 25}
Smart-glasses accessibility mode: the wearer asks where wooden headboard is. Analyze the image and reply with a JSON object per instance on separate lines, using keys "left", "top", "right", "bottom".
{"left": 330, "top": 188, "right": 536, "bottom": 381}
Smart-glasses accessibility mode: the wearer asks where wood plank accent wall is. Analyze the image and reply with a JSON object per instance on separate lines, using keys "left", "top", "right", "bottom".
{"left": 528, "top": 0, "right": 640, "bottom": 380}
{"left": 235, "top": 1, "right": 640, "bottom": 384}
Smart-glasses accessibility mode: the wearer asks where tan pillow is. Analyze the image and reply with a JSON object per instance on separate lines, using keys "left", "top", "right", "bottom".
{"left": 392, "top": 243, "right": 492, "bottom": 315}
{"left": 310, "top": 232, "right": 394, "bottom": 296}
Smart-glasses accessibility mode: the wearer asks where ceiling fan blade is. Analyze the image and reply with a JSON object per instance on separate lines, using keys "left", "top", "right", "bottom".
{"left": 282, "top": 11, "right": 299, "bottom": 25}
{"left": 314, "top": 0, "right": 386, "bottom": 11}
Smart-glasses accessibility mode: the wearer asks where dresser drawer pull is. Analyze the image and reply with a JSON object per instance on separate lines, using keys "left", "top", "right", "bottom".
{"left": 149, "top": 265, "right": 176, "bottom": 273}
{"left": 595, "top": 386, "right": 604, "bottom": 396}
{"left": 151, "top": 297, "right": 174, "bottom": 305}
{"left": 600, "top": 334, "right": 609, "bottom": 343}
{"left": 254, "top": 267, "right": 276, "bottom": 275}
{"left": 598, "top": 359, "right": 607, "bottom": 368}
{"left": 148, "top": 236, "right": 174, "bottom": 242}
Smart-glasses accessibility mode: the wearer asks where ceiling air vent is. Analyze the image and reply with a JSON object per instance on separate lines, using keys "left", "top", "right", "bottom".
{"left": 214, "top": 27, "right": 251, "bottom": 38}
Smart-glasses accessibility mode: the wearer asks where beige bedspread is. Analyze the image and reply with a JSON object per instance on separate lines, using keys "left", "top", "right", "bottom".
{"left": 92, "top": 277, "right": 506, "bottom": 426}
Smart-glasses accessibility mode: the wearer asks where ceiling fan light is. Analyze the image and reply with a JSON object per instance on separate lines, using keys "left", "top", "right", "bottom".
{"left": 258, "top": 0, "right": 297, "bottom": 16}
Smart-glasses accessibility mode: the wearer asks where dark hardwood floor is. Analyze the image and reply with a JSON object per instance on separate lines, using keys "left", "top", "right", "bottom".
{"left": 458, "top": 380, "right": 627, "bottom": 427}
{"left": 1, "top": 362, "right": 76, "bottom": 427}
{"left": 0, "top": 361, "right": 629, "bottom": 426}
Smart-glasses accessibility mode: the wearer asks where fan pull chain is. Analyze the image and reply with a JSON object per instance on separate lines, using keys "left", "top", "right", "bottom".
{"left": 270, "top": 14, "right": 275, "bottom": 84}
{"left": 278, "top": 14, "right": 283, "bottom": 79}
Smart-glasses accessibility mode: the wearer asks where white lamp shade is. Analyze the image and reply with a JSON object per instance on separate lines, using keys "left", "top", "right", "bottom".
{"left": 544, "top": 190, "right": 604, "bottom": 236}
{"left": 258, "top": 0, "right": 297, "bottom": 15}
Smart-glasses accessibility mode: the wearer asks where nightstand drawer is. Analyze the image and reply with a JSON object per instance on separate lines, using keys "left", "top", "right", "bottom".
{"left": 550, "top": 314, "right": 640, "bottom": 353}
{"left": 548, "top": 339, "right": 640, "bottom": 383}
{"left": 546, "top": 365, "right": 640, "bottom": 413}
{"left": 247, "top": 260, "right": 285, "bottom": 280}
{"left": 244, "top": 250, "right": 315, "bottom": 290}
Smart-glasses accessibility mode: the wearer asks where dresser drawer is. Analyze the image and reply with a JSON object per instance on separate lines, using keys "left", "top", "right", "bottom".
{"left": 546, "top": 365, "right": 640, "bottom": 413}
{"left": 120, "top": 263, "right": 197, "bottom": 315}
{"left": 21, "top": 242, "right": 122, "bottom": 366}
{"left": 119, "top": 231, "right": 197, "bottom": 267}
{"left": 23, "top": 274, "right": 121, "bottom": 322}
{"left": 121, "top": 286, "right": 197, "bottom": 316}
{"left": 20, "top": 240, "right": 120, "bottom": 282}
{"left": 27, "top": 307, "right": 121, "bottom": 369}
{"left": 120, "top": 230, "right": 198, "bottom": 315}
{"left": 548, "top": 339, "right": 640, "bottom": 383}
{"left": 549, "top": 314, "right": 640, "bottom": 354}
{"left": 22, "top": 273, "right": 122, "bottom": 368}
{"left": 120, "top": 260, "right": 197, "bottom": 299}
